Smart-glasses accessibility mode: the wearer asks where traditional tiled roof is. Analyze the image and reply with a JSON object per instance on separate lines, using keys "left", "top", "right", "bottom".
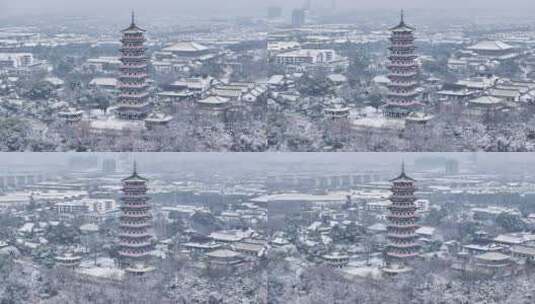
{"left": 122, "top": 12, "right": 146, "bottom": 33}
{"left": 163, "top": 42, "right": 210, "bottom": 52}
{"left": 467, "top": 40, "right": 514, "bottom": 51}
{"left": 389, "top": 10, "right": 415, "bottom": 31}
{"left": 390, "top": 161, "right": 416, "bottom": 182}
{"left": 122, "top": 161, "right": 148, "bottom": 182}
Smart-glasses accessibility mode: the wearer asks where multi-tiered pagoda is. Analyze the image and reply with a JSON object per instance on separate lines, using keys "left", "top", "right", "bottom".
{"left": 384, "top": 162, "right": 420, "bottom": 274}
{"left": 116, "top": 12, "right": 152, "bottom": 120}
{"left": 118, "top": 162, "right": 154, "bottom": 275}
{"left": 384, "top": 10, "right": 421, "bottom": 118}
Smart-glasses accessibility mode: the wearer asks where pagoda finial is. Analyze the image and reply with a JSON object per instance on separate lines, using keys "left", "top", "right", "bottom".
{"left": 131, "top": 10, "right": 136, "bottom": 26}
{"left": 133, "top": 160, "right": 137, "bottom": 175}
{"left": 400, "top": 9, "right": 405, "bottom": 24}
{"left": 401, "top": 160, "right": 405, "bottom": 175}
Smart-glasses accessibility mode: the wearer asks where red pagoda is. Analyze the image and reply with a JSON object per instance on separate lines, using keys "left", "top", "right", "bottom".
{"left": 118, "top": 162, "right": 154, "bottom": 275}
{"left": 384, "top": 10, "right": 421, "bottom": 118}
{"left": 384, "top": 162, "right": 420, "bottom": 274}
{"left": 116, "top": 12, "right": 152, "bottom": 120}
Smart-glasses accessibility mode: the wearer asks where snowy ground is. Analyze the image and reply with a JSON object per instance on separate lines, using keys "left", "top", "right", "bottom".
{"left": 351, "top": 107, "right": 405, "bottom": 130}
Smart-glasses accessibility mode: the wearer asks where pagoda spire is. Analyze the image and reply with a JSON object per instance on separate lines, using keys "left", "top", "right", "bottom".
{"left": 133, "top": 160, "right": 137, "bottom": 175}
{"left": 400, "top": 9, "right": 404, "bottom": 24}
{"left": 131, "top": 10, "right": 136, "bottom": 26}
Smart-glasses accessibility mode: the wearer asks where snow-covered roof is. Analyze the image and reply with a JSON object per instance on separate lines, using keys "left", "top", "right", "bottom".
{"left": 367, "top": 223, "right": 387, "bottom": 232}
{"left": 251, "top": 192, "right": 349, "bottom": 203}
{"left": 206, "top": 249, "right": 241, "bottom": 259}
{"left": 467, "top": 40, "right": 514, "bottom": 51}
{"left": 415, "top": 226, "right": 435, "bottom": 236}
{"left": 469, "top": 95, "right": 503, "bottom": 105}
{"left": 163, "top": 42, "right": 210, "bottom": 52}
{"left": 476, "top": 252, "right": 510, "bottom": 261}
{"left": 89, "top": 77, "right": 117, "bottom": 87}
{"left": 44, "top": 77, "right": 64, "bottom": 86}
{"left": 267, "top": 75, "right": 285, "bottom": 85}
{"left": 197, "top": 95, "right": 230, "bottom": 105}
{"left": 511, "top": 246, "right": 535, "bottom": 257}
{"left": 327, "top": 74, "right": 348, "bottom": 83}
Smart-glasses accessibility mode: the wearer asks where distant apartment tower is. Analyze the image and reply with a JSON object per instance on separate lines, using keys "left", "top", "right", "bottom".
{"left": 102, "top": 158, "right": 117, "bottom": 174}
{"left": 118, "top": 163, "right": 155, "bottom": 275}
{"left": 384, "top": 163, "right": 420, "bottom": 274}
{"left": 384, "top": 10, "right": 421, "bottom": 118}
{"left": 267, "top": 6, "right": 283, "bottom": 19}
{"left": 445, "top": 159, "right": 459, "bottom": 175}
{"left": 116, "top": 12, "right": 152, "bottom": 120}
{"left": 292, "top": 9, "right": 306, "bottom": 28}
{"left": 303, "top": 0, "right": 312, "bottom": 10}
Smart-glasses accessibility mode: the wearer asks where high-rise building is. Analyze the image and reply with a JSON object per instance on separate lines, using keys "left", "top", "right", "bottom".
{"left": 445, "top": 159, "right": 459, "bottom": 175}
{"left": 267, "top": 6, "right": 283, "bottom": 19}
{"left": 102, "top": 158, "right": 117, "bottom": 174}
{"left": 384, "top": 10, "right": 421, "bottom": 118}
{"left": 291, "top": 9, "right": 306, "bottom": 28}
{"left": 384, "top": 162, "right": 420, "bottom": 274}
{"left": 118, "top": 162, "right": 154, "bottom": 275}
{"left": 303, "top": 0, "right": 312, "bottom": 11}
{"left": 116, "top": 12, "right": 152, "bottom": 120}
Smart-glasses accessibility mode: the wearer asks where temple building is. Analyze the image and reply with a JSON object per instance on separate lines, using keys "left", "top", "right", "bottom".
{"left": 324, "top": 97, "right": 350, "bottom": 120}
{"left": 118, "top": 162, "right": 155, "bottom": 276}
{"left": 321, "top": 252, "right": 350, "bottom": 269}
{"left": 384, "top": 11, "right": 421, "bottom": 118}
{"left": 467, "top": 41, "right": 517, "bottom": 59}
{"left": 160, "top": 42, "right": 215, "bottom": 62}
{"left": 116, "top": 13, "right": 152, "bottom": 120}
{"left": 205, "top": 249, "right": 244, "bottom": 270}
{"left": 58, "top": 108, "right": 84, "bottom": 125}
{"left": 55, "top": 253, "right": 82, "bottom": 270}
{"left": 144, "top": 112, "right": 173, "bottom": 130}
{"left": 384, "top": 162, "right": 420, "bottom": 275}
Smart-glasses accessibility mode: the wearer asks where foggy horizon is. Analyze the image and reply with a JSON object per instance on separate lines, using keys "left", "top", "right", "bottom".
{"left": 0, "top": 153, "right": 533, "bottom": 178}
{"left": 3, "top": 0, "right": 535, "bottom": 19}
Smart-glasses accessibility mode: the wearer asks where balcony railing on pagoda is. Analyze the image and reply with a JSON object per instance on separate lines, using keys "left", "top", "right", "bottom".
{"left": 387, "top": 222, "right": 419, "bottom": 229}
{"left": 118, "top": 250, "right": 151, "bottom": 258}
{"left": 386, "top": 251, "right": 419, "bottom": 259}
{"left": 120, "top": 222, "right": 151, "bottom": 229}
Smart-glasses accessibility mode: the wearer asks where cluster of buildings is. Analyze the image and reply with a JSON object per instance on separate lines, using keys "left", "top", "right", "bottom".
{"left": 0, "top": 157, "right": 270, "bottom": 297}
{"left": 3, "top": 8, "right": 535, "bottom": 153}
{"left": 264, "top": 160, "right": 535, "bottom": 282}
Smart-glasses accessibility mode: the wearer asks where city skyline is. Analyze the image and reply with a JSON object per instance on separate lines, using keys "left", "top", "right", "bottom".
{"left": 0, "top": 153, "right": 534, "bottom": 176}
{"left": 3, "top": 0, "right": 535, "bottom": 19}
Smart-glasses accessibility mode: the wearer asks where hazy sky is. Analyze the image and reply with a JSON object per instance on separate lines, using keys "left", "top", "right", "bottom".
{"left": 0, "top": 153, "right": 531, "bottom": 172}
{"left": 2, "top": 0, "right": 535, "bottom": 18}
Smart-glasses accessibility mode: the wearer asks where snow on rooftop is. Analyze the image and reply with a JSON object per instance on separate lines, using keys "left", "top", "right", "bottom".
{"left": 163, "top": 42, "right": 210, "bottom": 52}
{"left": 469, "top": 96, "right": 504, "bottom": 105}
{"left": 89, "top": 77, "right": 117, "bottom": 87}
{"left": 352, "top": 108, "right": 405, "bottom": 130}
{"left": 251, "top": 192, "right": 349, "bottom": 203}
{"left": 467, "top": 40, "right": 514, "bottom": 51}
{"left": 90, "top": 115, "right": 144, "bottom": 131}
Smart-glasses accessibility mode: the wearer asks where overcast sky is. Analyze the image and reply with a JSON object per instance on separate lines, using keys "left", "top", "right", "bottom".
{"left": 2, "top": 0, "right": 535, "bottom": 19}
